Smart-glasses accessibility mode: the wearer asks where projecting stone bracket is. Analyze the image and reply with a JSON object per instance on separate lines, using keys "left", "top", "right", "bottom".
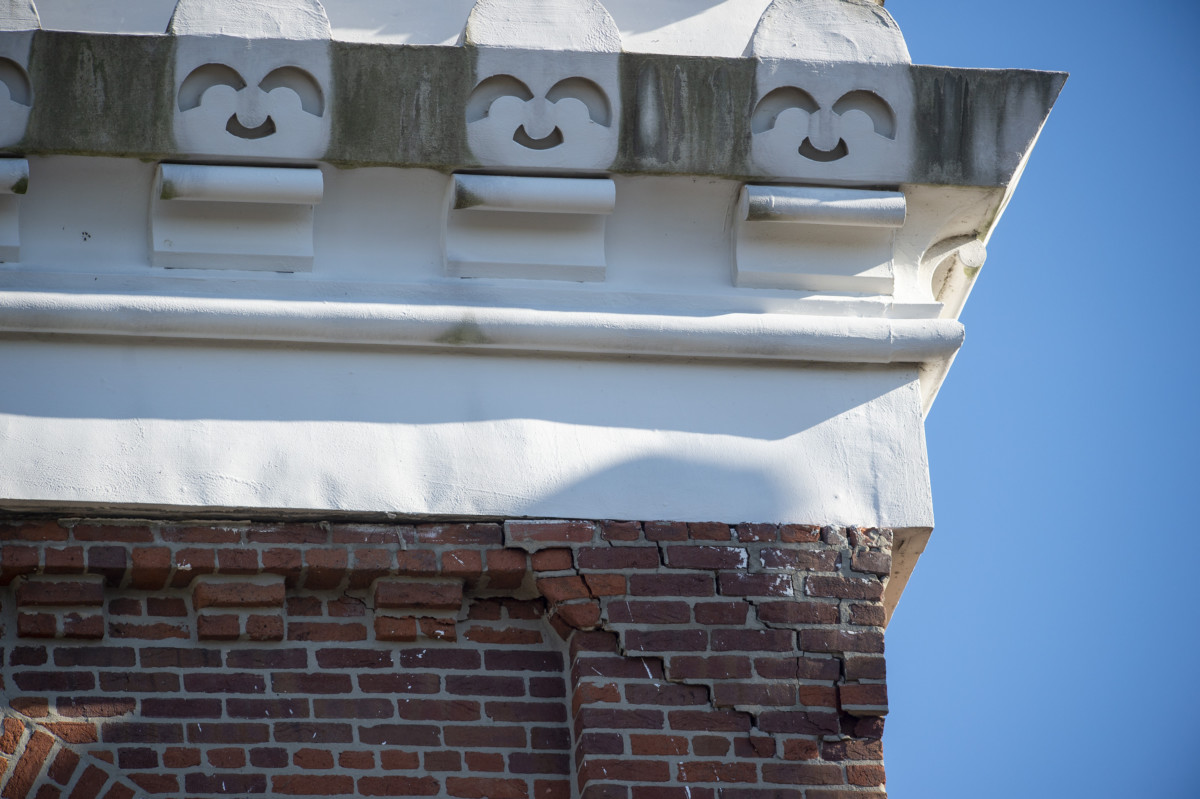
{"left": 444, "top": 173, "right": 615, "bottom": 282}
{"left": 734, "top": 184, "right": 906, "bottom": 294}
{"left": 149, "top": 163, "right": 323, "bottom": 272}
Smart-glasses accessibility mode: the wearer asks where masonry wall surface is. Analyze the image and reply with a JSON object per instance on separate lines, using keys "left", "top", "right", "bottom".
{"left": 0, "top": 517, "right": 890, "bottom": 798}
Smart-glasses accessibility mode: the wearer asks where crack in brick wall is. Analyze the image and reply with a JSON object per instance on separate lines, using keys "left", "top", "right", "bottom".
{"left": 0, "top": 518, "right": 890, "bottom": 799}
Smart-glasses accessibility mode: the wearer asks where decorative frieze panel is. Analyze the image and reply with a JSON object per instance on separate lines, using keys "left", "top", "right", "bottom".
{"left": 445, "top": 173, "right": 614, "bottom": 281}
{"left": 734, "top": 184, "right": 906, "bottom": 294}
{"left": 150, "top": 163, "right": 323, "bottom": 271}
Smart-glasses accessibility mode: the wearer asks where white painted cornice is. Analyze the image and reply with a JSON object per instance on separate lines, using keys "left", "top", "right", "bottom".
{"left": 0, "top": 289, "right": 963, "bottom": 367}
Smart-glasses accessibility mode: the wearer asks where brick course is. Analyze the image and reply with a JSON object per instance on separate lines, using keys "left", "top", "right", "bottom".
{"left": 0, "top": 518, "right": 889, "bottom": 797}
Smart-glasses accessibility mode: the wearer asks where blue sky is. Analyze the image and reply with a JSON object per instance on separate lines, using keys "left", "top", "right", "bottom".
{"left": 883, "top": 2, "right": 1200, "bottom": 797}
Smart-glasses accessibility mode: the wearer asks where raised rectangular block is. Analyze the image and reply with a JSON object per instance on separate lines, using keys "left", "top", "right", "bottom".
{"left": 149, "top": 163, "right": 322, "bottom": 272}
{"left": 445, "top": 173, "right": 614, "bottom": 282}
{"left": 0, "top": 157, "right": 28, "bottom": 262}
{"left": 734, "top": 184, "right": 905, "bottom": 294}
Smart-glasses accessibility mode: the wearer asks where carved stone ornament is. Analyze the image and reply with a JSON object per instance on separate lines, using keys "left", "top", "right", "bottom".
{"left": 168, "top": 0, "right": 332, "bottom": 160}
{"left": 749, "top": 0, "right": 913, "bottom": 181}
{"left": 463, "top": 0, "right": 621, "bottom": 170}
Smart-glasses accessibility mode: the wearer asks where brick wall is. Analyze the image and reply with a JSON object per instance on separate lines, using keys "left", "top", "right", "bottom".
{"left": 0, "top": 518, "right": 891, "bottom": 799}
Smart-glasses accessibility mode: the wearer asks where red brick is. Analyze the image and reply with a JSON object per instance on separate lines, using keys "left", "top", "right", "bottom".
{"left": 379, "top": 750, "right": 422, "bottom": 769}
{"left": 531, "top": 549, "right": 573, "bottom": 572}
{"left": 780, "top": 524, "right": 820, "bottom": 543}
{"left": 59, "top": 696, "right": 138, "bottom": 717}
{"left": 694, "top": 600, "right": 749, "bottom": 625}
{"left": 757, "top": 710, "right": 840, "bottom": 735}
{"left": 196, "top": 614, "right": 240, "bottom": 640}
{"left": 668, "top": 709, "right": 751, "bottom": 732}
{"left": 1, "top": 521, "right": 67, "bottom": 541}
{"left": 666, "top": 546, "right": 747, "bottom": 570}
{"left": 798, "top": 685, "right": 838, "bottom": 707}
{"left": 555, "top": 601, "right": 601, "bottom": 629}
{"left": 42, "top": 723, "right": 97, "bottom": 744}
{"left": 4, "top": 730, "right": 53, "bottom": 797}
{"left": 847, "top": 765, "right": 886, "bottom": 786}
{"left": 629, "top": 573, "right": 713, "bottom": 597}
{"left": 17, "top": 578, "right": 104, "bottom": 607}
{"left": 146, "top": 597, "right": 187, "bottom": 617}
{"left": 784, "top": 738, "right": 821, "bottom": 760}
{"left": 184, "top": 774, "right": 266, "bottom": 794}
{"left": 17, "top": 613, "right": 57, "bottom": 637}
{"left": 162, "top": 747, "right": 201, "bottom": 768}
{"left": 804, "top": 575, "right": 884, "bottom": 601}
{"left": 755, "top": 656, "right": 841, "bottom": 681}
{"left": 736, "top": 523, "right": 778, "bottom": 542}
{"left": 576, "top": 547, "right": 659, "bottom": 570}
{"left": 839, "top": 683, "right": 889, "bottom": 715}
{"left": 625, "top": 684, "right": 707, "bottom": 707}
{"left": 711, "top": 629, "right": 794, "bottom": 652}
{"left": 484, "top": 549, "right": 527, "bottom": 590}
{"left": 678, "top": 762, "right": 758, "bottom": 783}
{"left": 272, "top": 722, "right": 353, "bottom": 744}
{"left": 534, "top": 780, "right": 571, "bottom": 799}
{"left": 821, "top": 739, "right": 883, "bottom": 761}
{"left": 607, "top": 601, "right": 690, "bottom": 625}
{"left": 375, "top": 615, "right": 419, "bottom": 642}
{"left": 718, "top": 572, "right": 794, "bottom": 597}
{"left": 375, "top": 579, "right": 463, "bottom": 610}
{"left": 249, "top": 747, "right": 288, "bottom": 768}
{"left": 246, "top": 614, "right": 285, "bottom": 640}
{"left": 733, "top": 737, "right": 777, "bottom": 758}
{"left": 506, "top": 520, "right": 595, "bottom": 547}
{"left": 798, "top": 629, "right": 884, "bottom": 654}
{"left": 760, "top": 548, "right": 838, "bottom": 571}
{"left": 537, "top": 576, "right": 589, "bottom": 603}
{"left": 182, "top": 672, "right": 265, "bottom": 693}
{"left": 424, "top": 751, "right": 462, "bottom": 771}
{"left": 644, "top": 521, "right": 688, "bottom": 541}
{"left": 626, "top": 629, "right": 707, "bottom": 652}
{"left": 193, "top": 579, "right": 285, "bottom": 609}
{"left": 227, "top": 698, "right": 312, "bottom": 719}
{"left": 339, "top": 751, "right": 374, "bottom": 769}
{"left": 848, "top": 603, "right": 886, "bottom": 627}
{"left": 464, "top": 625, "right": 543, "bottom": 645}
{"left": 48, "top": 748, "right": 81, "bottom": 784}
{"left": 67, "top": 765, "right": 109, "bottom": 799}
{"left": 160, "top": 525, "right": 242, "bottom": 544}
{"left": 419, "top": 618, "right": 457, "bottom": 641}
{"left": 630, "top": 734, "right": 688, "bottom": 756}
{"left": 582, "top": 571, "right": 625, "bottom": 596}
{"left": 63, "top": 613, "right": 105, "bottom": 638}
{"left": 445, "top": 777, "right": 527, "bottom": 799}
{"left": 414, "top": 523, "right": 502, "bottom": 546}
{"left": 581, "top": 759, "right": 670, "bottom": 782}
{"left": 850, "top": 550, "right": 891, "bottom": 577}
{"left": 207, "top": 747, "right": 245, "bottom": 768}
{"left": 686, "top": 522, "right": 731, "bottom": 541}
{"left": 316, "top": 648, "right": 391, "bottom": 669}
{"left": 74, "top": 523, "right": 152, "bottom": 543}
{"left": 272, "top": 672, "right": 353, "bottom": 694}
{"left": 293, "top": 747, "right": 335, "bottom": 769}
{"left": 387, "top": 549, "right": 435, "bottom": 577}
{"left": 713, "top": 682, "right": 797, "bottom": 707}
{"left": 288, "top": 621, "right": 368, "bottom": 642}
{"left": 44, "top": 546, "right": 84, "bottom": 574}
{"left": 304, "top": 549, "right": 347, "bottom": 589}
{"left": 667, "top": 655, "right": 751, "bottom": 680}
{"left": 599, "top": 521, "right": 641, "bottom": 542}
{"left": 756, "top": 600, "right": 838, "bottom": 625}
{"left": 441, "top": 550, "right": 484, "bottom": 582}
{"left": 15, "top": 671, "right": 93, "bottom": 691}
{"left": 844, "top": 656, "right": 886, "bottom": 681}
{"left": 577, "top": 708, "right": 663, "bottom": 730}
{"left": 261, "top": 548, "right": 303, "bottom": 585}
{"left": 443, "top": 725, "right": 526, "bottom": 748}
{"left": 128, "top": 774, "right": 177, "bottom": 793}
{"left": 171, "top": 548, "right": 215, "bottom": 586}
{"left": 271, "top": 774, "right": 353, "bottom": 794}
{"left": 86, "top": 546, "right": 128, "bottom": 585}
{"left": 329, "top": 524, "right": 405, "bottom": 544}
{"left": 1, "top": 545, "right": 39, "bottom": 584}
{"left": 761, "top": 763, "right": 845, "bottom": 785}
{"left": 466, "top": 752, "right": 505, "bottom": 772}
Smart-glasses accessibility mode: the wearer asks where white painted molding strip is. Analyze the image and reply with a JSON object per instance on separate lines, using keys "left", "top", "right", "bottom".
{"left": 452, "top": 174, "right": 615, "bottom": 215}
{"left": 0, "top": 158, "right": 28, "bottom": 194}
{"left": 158, "top": 164, "right": 324, "bottom": 205}
{"left": 0, "top": 291, "right": 964, "bottom": 365}
{"left": 739, "top": 185, "right": 906, "bottom": 227}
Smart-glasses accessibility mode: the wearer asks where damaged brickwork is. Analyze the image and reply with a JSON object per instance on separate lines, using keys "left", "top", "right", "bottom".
{"left": 0, "top": 518, "right": 890, "bottom": 798}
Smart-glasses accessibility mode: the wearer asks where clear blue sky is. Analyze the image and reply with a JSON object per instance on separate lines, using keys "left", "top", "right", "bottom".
{"left": 884, "top": 2, "right": 1200, "bottom": 797}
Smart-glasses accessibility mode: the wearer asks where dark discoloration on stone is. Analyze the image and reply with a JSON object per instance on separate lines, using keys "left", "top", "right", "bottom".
{"left": 325, "top": 42, "right": 473, "bottom": 168}
{"left": 24, "top": 31, "right": 174, "bottom": 157}
{"left": 10, "top": 175, "right": 27, "bottom": 194}
{"left": 6, "top": 30, "right": 1063, "bottom": 188}
{"left": 911, "top": 66, "right": 1066, "bottom": 186}
{"left": 615, "top": 52, "right": 755, "bottom": 176}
